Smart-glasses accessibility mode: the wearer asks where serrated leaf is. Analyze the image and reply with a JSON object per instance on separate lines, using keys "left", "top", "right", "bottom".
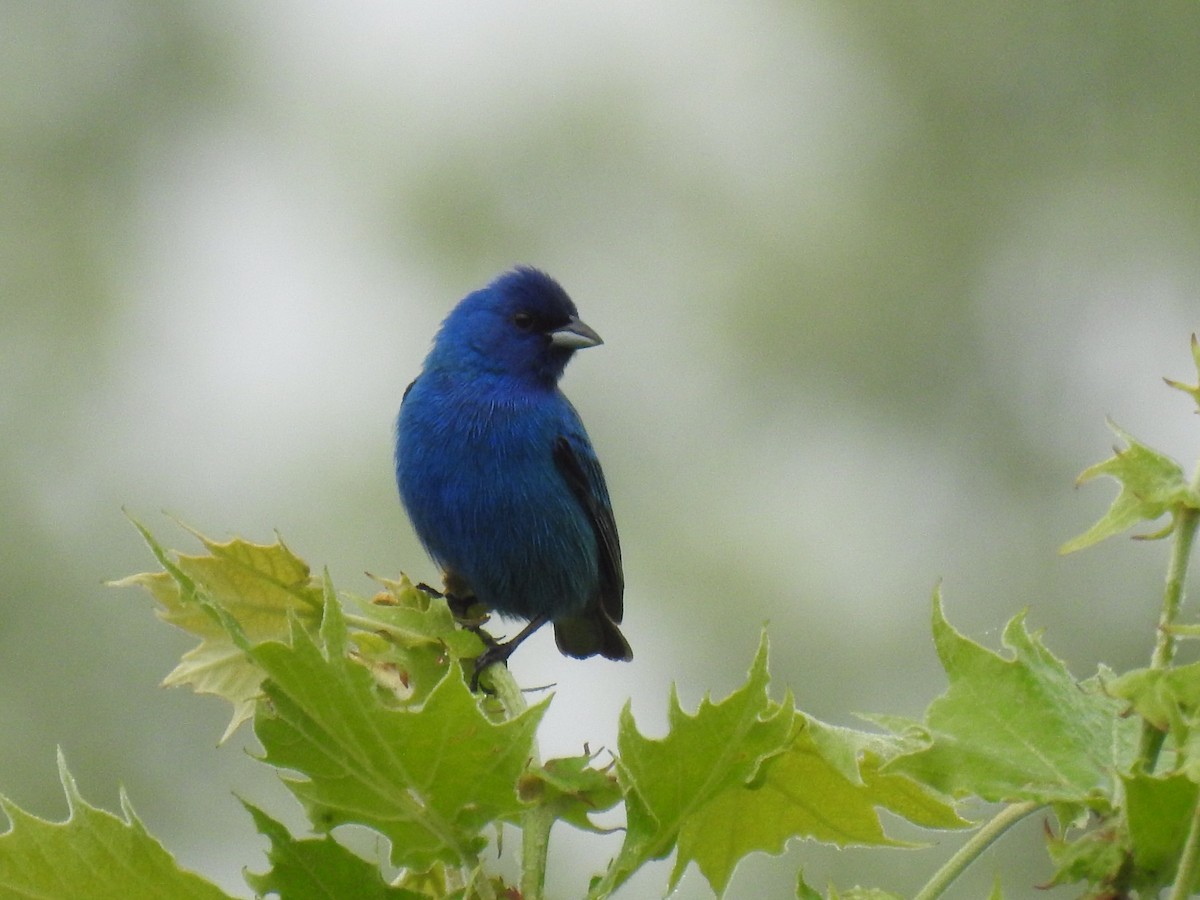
{"left": 518, "top": 754, "right": 623, "bottom": 833}
{"left": 1163, "top": 334, "right": 1200, "bottom": 413}
{"left": 591, "top": 632, "right": 793, "bottom": 898}
{"left": 796, "top": 869, "right": 823, "bottom": 899}
{"left": 855, "top": 749, "right": 970, "bottom": 830}
{"left": 176, "top": 529, "right": 324, "bottom": 625}
{"left": 1107, "top": 663, "right": 1200, "bottom": 779}
{"left": 242, "top": 801, "right": 420, "bottom": 899}
{"left": 1107, "top": 661, "right": 1200, "bottom": 738}
{"left": 1061, "top": 421, "right": 1197, "bottom": 553}
{"left": 0, "top": 750, "right": 233, "bottom": 900}
{"left": 113, "top": 521, "right": 325, "bottom": 741}
{"left": 677, "top": 730, "right": 905, "bottom": 895}
{"left": 803, "top": 717, "right": 878, "bottom": 785}
{"left": 349, "top": 582, "right": 483, "bottom": 659}
{"left": 344, "top": 585, "right": 485, "bottom": 706}
{"left": 1044, "top": 820, "right": 1129, "bottom": 889}
{"left": 794, "top": 872, "right": 904, "bottom": 900}
{"left": 884, "top": 592, "right": 1137, "bottom": 806}
{"left": 1124, "top": 770, "right": 1200, "bottom": 892}
{"left": 674, "top": 716, "right": 968, "bottom": 896}
{"left": 250, "top": 591, "right": 544, "bottom": 872}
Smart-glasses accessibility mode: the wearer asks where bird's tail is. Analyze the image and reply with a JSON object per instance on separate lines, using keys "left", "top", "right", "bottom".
{"left": 554, "top": 612, "right": 633, "bottom": 662}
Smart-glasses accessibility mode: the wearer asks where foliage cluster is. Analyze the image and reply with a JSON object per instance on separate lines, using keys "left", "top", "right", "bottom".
{"left": 6, "top": 339, "right": 1200, "bottom": 898}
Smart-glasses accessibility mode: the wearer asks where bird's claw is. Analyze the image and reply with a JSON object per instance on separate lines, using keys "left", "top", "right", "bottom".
{"left": 465, "top": 612, "right": 549, "bottom": 692}
{"left": 470, "top": 644, "right": 513, "bottom": 692}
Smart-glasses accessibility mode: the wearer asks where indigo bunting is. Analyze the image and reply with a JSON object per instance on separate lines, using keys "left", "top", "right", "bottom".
{"left": 396, "top": 267, "right": 631, "bottom": 684}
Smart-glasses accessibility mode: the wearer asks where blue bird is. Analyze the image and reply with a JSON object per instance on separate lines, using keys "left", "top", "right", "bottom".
{"left": 396, "top": 267, "right": 631, "bottom": 685}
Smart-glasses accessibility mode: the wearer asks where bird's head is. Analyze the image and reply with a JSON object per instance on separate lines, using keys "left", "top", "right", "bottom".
{"left": 429, "top": 267, "right": 603, "bottom": 384}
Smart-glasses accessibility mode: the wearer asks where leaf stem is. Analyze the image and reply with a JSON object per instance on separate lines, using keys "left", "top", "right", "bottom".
{"left": 913, "top": 801, "right": 1042, "bottom": 900}
{"left": 341, "top": 611, "right": 442, "bottom": 646}
{"left": 485, "top": 662, "right": 531, "bottom": 718}
{"left": 520, "top": 803, "right": 555, "bottom": 900}
{"left": 485, "top": 664, "right": 550, "bottom": 900}
{"left": 466, "top": 867, "right": 497, "bottom": 900}
{"left": 1169, "top": 786, "right": 1200, "bottom": 900}
{"left": 1138, "top": 461, "right": 1200, "bottom": 771}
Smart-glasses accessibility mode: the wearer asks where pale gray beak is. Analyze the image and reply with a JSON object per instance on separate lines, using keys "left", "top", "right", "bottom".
{"left": 549, "top": 316, "right": 603, "bottom": 350}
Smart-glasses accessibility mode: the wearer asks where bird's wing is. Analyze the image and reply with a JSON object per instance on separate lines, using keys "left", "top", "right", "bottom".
{"left": 553, "top": 432, "right": 624, "bottom": 624}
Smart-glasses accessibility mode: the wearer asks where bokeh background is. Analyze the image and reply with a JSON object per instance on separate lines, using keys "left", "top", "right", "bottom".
{"left": 5, "top": 3, "right": 1200, "bottom": 897}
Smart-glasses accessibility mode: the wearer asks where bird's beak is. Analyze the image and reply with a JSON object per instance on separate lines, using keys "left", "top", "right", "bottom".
{"left": 548, "top": 316, "right": 604, "bottom": 350}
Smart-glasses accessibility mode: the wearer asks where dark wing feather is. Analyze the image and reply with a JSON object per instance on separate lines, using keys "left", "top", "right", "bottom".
{"left": 553, "top": 434, "right": 624, "bottom": 623}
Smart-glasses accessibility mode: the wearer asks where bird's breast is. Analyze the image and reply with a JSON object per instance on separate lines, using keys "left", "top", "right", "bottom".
{"left": 397, "top": 379, "right": 598, "bottom": 620}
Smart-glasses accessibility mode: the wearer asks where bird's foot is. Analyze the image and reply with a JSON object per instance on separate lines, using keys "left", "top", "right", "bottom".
{"left": 470, "top": 641, "right": 516, "bottom": 692}
{"left": 465, "top": 622, "right": 499, "bottom": 648}
{"left": 466, "top": 613, "right": 550, "bottom": 692}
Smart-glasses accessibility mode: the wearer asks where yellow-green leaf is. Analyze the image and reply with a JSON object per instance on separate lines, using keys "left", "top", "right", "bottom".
{"left": 1061, "top": 421, "right": 1197, "bottom": 553}
{"left": 885, "top": 591, "right": 1137, "bottom": 805}
{"left": 0, "top": 751, "right": 233, "bottom": 900}
{"left": 112, "top": 520, "right": 324, "bottom": 742}
{"left": 251, "top": 592, "right": 544, "bottom": 872}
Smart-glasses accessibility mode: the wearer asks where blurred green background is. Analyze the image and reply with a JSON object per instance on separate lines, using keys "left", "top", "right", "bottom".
{"left": 5, "top": 3, "right": 1200, "bottom": 897}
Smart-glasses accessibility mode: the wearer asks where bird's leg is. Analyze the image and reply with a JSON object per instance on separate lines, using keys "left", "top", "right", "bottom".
{"left": 416, "top": 580, "right": 504, "bottom": 659}
{"left": 417, "top": 581, "right": 491, "bottom": 633}
{"left": 471, "top": 613, "right": 550, "bottom": 691}
{"left": 436, "top": 570, "right": 489, "bottom": 622}
{"left": 417, "top": 576, "right": 489, "bottom": 627}
{"left": 444, "top": 591, "right": 482, "bottom": 621}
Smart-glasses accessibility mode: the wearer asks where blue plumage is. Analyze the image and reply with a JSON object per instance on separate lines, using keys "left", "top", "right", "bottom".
{"left": 395, "top": 267, "right": 631, "bottom": 679}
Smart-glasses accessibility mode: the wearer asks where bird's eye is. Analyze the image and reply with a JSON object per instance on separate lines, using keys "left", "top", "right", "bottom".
{"left": 512, "top": 312, "right": 535, "bottom": 331}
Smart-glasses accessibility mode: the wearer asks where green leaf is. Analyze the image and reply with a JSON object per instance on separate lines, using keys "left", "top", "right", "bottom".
{"left": 597, "top": 636, "right": 966, "bottom": 898}
{"left": 344, "top": 578, "right": 485, "bottom": 707}
{"left": 0, "top": 750, "right": 233, "bottom": 900}
{"left": 1163, "top": 333, "right": 1200, "bottom": 413}
{"left": 853, "top": 748, "right": 971, "bottom": 831}
{"left": 885, "top": 592, "right": 1136, "bottom": 807}
{"left": 518, "top": 753, "right": 623, "bottom": 833}
{"left": 593, "top": 632, "right": 794, "bottom": 898}
{"left": 250, "top": 588, "right": 544, "bottom": 872}
{"left": 674, "top": 717, "right": 968, "bottom": 896}
{"left": 1044, "top": 782, "right": 1200, "bottom": 894}
{"left": 1107, "top": 661, "right": 1200, "bottom": 763}
{"left": 112, "top": 520, "right": 324, "bottom": 741}
{"left": 796, "top": 869, "right": 824, "bottom": 899}
{"left": 1125, "top": 770, "right": 1200, "bottom": 892}
{"left": 242, "top": 801, "right": 421, "bottom": 899}
{"left": 1044, "top": 820, "right": 1129, "bottom": 889}
{"left": 352, "top": 577, "right": 483, "bottom": 658}
{"left": 793, "top": 872, "right": 904, "bottom": 900}
{"left": 1060, "top": 421, "right": 1198, "bottom": 553}
{"left": 675, "top": 731, "right": 884, "bottom": 891}
{"left": 175, "top": 528, "right": 324, "bottom": 627}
